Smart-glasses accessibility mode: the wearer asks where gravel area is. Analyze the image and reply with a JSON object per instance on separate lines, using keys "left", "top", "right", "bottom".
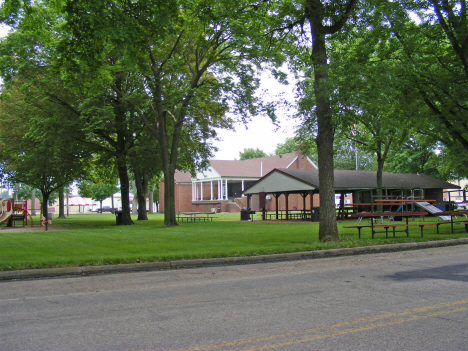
{"left": 0, "top": 225, "right": 65, "bottom": 232}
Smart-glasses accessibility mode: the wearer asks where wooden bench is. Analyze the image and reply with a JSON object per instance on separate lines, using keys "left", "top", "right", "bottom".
{"left": 177, "top": 216, "right": 217, "bottom": 222}
{"left": 7, "top": 214, "right": 25, "bottom": 227}
{"left": 343, "top": 225, "right": 372, "bottom": 238}
{"left": 456, "top": 221, "right": 468, "bottom": 233}
{"left": 266, "top": 212, "right": 310, "bottom": 220}
{"left": 373, "top": 223, "right": 442, "bottom": 238}
{"left": 345, "top": 222, "right": 445, "bottom": 238}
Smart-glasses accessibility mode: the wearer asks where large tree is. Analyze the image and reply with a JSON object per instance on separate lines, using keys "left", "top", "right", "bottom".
{"left": 0, "top": 1, "right": 153, "bottom": 225}
{"left": 128, "top": 131, "right": 162, "bottom": 221}
{"left": 304, "top": 0, "right": 358, "bottom": 241}
{"left": 364, "top": 1, "right": 468, "bottom": 168}
{"left": 270, "top": 0, "right": 358, "bottom": 240}
{"left": 0, "top": 79, "right": 86, "bottom": 218}
{"left": 328, "top": 37, "right": 414, "bottom": 197}
{"left": 60, "top": 0, "right": 276, "bottom": 227}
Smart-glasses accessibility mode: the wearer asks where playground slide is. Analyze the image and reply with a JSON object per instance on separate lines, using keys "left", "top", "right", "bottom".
{"left": 0, "top": 198, "right": 14, "bottom": 224}
{"left": 415, "top": 201, "right": 451, "bottom": 221}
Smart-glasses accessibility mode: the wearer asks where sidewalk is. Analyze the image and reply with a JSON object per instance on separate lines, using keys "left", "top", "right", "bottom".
{"left": 2, "top": 238, "right": 468, "bottom": 281}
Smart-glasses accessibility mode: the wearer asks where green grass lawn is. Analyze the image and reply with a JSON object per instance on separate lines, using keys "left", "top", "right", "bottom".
{"left": 1, "top": 212, "right": 467, "bottom": 270}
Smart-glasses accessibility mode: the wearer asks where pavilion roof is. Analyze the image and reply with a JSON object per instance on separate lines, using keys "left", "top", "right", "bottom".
{"left": 243, "top": 168, "right": 460, "bottom": 194}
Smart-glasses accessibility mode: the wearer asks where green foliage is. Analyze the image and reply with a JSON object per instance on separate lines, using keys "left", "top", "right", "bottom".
{"left": 291, "top": 129, "right": 376, "bottom": 170}
{"left": 54, "top": 0, "right": 278, "bottom": 226}
{"left": 334, "top": 136, "right": 377, "bottom": 171}
{"left": 239, "top": 148, "right": 268, "bottom": 160}
{"left": 385, "top": 134, "right": 468, "bottom": 181}
{"left": 0, "top": 74, "right": 86, "bottom": 210}
{"left": 275, "top": 137, "right": 298, "bottom": 155}
{"left": 329, "top": 29, "right": 414, "bottom": 170}
{"left": 79, "top": 180, "right": 118, "bottom": 203}
{"left": 36, "top": 190, "right": 58, "bottom": 206}
{"left": 10, "top": 183, "right": 43, "bottom": 201}
{"left": 330, "top": 0, "right": 468, "bottom": 177}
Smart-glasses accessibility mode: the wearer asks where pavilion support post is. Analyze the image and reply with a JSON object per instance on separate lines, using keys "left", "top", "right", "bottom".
{"left": 259, "top": 192, "right": 266, "bottom": 220}
{"left": 340, "top": 191, "right": 345, "bottom": 220}
{"left": 301, "top": 192, "right": 307, "bottom": 219}
{"left": 309, "top": 190, "right": 314, "bottom": 218}
{"left": 285, "top": 191, "right": 289, "bottom": 220}
{"left": 273, "top": 193, "right": 280, "bottom": 219}
{"left": 247, "top": 194, "right": 251, "bottom": 209}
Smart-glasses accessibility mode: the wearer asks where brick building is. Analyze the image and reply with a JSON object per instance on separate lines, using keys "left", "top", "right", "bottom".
{"left": 159, "top": 151, "right": 318, "bottom": 213}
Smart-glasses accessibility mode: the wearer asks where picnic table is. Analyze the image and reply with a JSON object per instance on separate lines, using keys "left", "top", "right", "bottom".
{"left": 177, "top": 212, "right": 217, "bottom": 222}
{"left": 347, "top": 211, "right": 430, "bottom": 238}
{"left": 370, "top": 199, "right": 435, "bottom": 212}
{"left": 435, "top": 211, "right": 468, "bottom": 233}
{"left": 265, "top": 211, "right": 311, "bottom": 220}
{"left": 373, "top": 199, "right": 436, "bottom": 202}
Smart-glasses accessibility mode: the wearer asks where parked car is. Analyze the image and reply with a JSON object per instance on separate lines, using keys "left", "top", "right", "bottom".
{"left": 96, "top": 206, "right": 117, "bottom": 213}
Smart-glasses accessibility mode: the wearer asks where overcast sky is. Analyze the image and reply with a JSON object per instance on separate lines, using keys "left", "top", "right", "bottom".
{"left": 0, "top": 24, "right": 299, "bottom": 160}
{"left": 213, "top": 72, "right": 299, "bottom": 160}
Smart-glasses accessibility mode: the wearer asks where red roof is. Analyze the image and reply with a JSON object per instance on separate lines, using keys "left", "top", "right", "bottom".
{"left": 210, "top": 153, "right": 299, "bottom": 177}
{"left": 174, "top": 152, "right": 315, "bottom": 182}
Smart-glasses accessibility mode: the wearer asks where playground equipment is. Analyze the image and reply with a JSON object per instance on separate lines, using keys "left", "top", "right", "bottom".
{"left": 415, "top": 201, "right": 452, "bottom": 221}
{"left": 0, "top": 198, "right": 14, "bottom": 224}
{"left": 10, "top": 200, "right": 34, "bottom": 227}
{"left": 0, "top": 199, "right": 34, "bottom": 227}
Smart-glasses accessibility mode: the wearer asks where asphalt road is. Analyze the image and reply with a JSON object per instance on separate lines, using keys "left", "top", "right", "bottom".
{"left": 1, "top": 245, "right": 468, "bottom": 351}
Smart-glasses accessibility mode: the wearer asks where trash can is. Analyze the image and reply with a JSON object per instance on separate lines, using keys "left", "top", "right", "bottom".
{"left": 311, "top": 207, "right": 320, "bottom": 222}
{"left": 48, "top": 212, "right": 54, "bottom": 220}
{"left": 240, "top": 208, "right": 250, "bottom": 221}
{"left": 115, "top": 210, "right": 123, "bottom": 225}
{"left": 240, "top": 208, "right": 255, "bottom": 221}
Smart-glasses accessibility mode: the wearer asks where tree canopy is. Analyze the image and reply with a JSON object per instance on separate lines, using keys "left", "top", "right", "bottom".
{"left": 0, "top": 0, "right": 467, "bottom": 237}
{"left": 239, "top": 148, "right": 268, "bottom": 160}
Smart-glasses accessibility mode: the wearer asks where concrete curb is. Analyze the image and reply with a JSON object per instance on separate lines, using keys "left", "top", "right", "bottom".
{"left": 2, "top": 238, "right": 468, "bottom": 281}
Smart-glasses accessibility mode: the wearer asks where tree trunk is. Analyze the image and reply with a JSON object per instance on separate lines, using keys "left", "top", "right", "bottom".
{"left": 375, "top": 136, "right": 392, "bottom": 211}
{"left": 308, "top": 4, "right": 339, "bottom": 241}
{"left": 112, "top": 75, "right": 134, "bottom": 225}
{"left": 116, "top": 154, "right": 134, "bottom": 225}
{"left": 163, "top": 165, "right": 178, "bottom": 227}
{"left": 134, "top": 168, "right": 149, "bottom": 220}
{"left": 131, "top": 181, "right": 138, "bottom": 216}
{"left": 41, "top": 190, "right": 49, "bottom": 220}
{"left": 376, "top": 151, "right": 384, "bottom": 212}
{"left": 148, "top": 184, "right": 154, "bottom": 214}
{"left": 58, "top": 188, "right": 66, "bottom": 219}
{"left": 31, "top": 188, "right": 36, "bottom": 216}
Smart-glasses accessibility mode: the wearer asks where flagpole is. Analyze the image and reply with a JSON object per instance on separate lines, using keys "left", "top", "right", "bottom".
{"left": 355, "top": 142, "right": 358, "bottom": 170}
{"left": 351, "top": 124, "right": 358, "bottom": 170}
